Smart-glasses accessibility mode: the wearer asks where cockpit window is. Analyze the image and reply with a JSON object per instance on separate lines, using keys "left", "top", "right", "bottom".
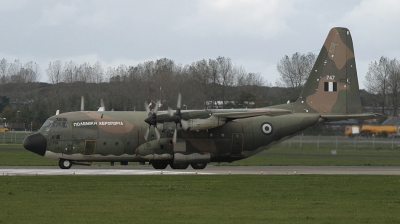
{"left": 42, "top": 119, "right": 53, "bottom": 127}
{"left": 54, "top": 118, "right": 67, "bottom": 128}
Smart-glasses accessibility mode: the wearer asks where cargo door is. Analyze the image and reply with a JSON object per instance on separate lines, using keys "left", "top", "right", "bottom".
{"left": 84, "top": 140, "right": 97, "bottom": 156}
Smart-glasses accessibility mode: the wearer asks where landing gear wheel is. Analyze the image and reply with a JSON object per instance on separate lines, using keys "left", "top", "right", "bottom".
{"left": 59, "top": 159, "right": 72, "bottom": 169}
{"left": 170, "top": 163, "right": 189, "bottom": 169}
{"left": 191, "top": 163, "right": 207, "bottom": 169}
{"left": 151, "top": 161, "right": 168, "bottom": 169}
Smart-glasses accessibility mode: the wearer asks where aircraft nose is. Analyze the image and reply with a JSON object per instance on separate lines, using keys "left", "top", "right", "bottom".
{"left": 23, "top": 133, "right": 47, "bottom": 156}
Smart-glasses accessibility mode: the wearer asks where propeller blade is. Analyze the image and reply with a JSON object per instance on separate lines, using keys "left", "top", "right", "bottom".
{"left": 155, "top": 127, "right": 160, "bottom": 141}
{"left": 181, "top": 119, "right": 189, "bottom": 130}
{"left": 168, "top": 107, "right": 174, "bottom": 117}
{"left": 172, "top": 129, "right": 177, "bottom": 144}
{"left": 81, "top": 96, "right": 84, "bottom": 111}
{"left": 144, "top": 101, "right": 150, "bottom": 113}
{"left": 144, "top": 128, "right": 149, "bottom": 141}
{"left": 154, "top": 100, "right": 160, "bottom": 113}
{"left": 177, "top": 93, "right": 181, "bottom": 109}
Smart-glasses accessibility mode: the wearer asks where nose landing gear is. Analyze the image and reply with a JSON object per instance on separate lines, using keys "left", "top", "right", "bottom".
{"left": 59, "top": 159, "right": 72, "bottom": 169}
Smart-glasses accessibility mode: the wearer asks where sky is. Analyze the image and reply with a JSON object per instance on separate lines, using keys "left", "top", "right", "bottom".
{"left": 1, "top": 0, "right": 400, "bottom": 89}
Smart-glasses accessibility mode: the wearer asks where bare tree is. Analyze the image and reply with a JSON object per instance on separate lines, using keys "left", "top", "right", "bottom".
{"left": 46, "top": 61, "right": 63, "bottom": 84}
{"left": 364, "top": 56, "right": 390, "bottom": 114}
{"left": 276, "top": 52, "right": 316, "bottom": 88}
{"left": 216, "top": 57, "right": 235, "bottom": 108}
{"left": 8, "top": 59, "right": 22, "bottom": 83}
{"left": 237, "top": 70, "right": 264, "bottom": 86}
{"left": 140, "top": 62, "right": 155, "bottom": 100}
{"left": 63, "top": 61, "right": 79, "bottom": 83}
{"left": 106, "top": 67, "right": 116, "bottom": 82}
{"left": 0, "top": 59, "right": 9, "bottom": 95}
{"left": 93, "top": 61, "right": 104, "bottom": 83}
{"left": 208, "top": 58, "right": 220, "bottom": 108}
{"left": 22, "top": 61, "right": 41, "bottom": 82}
{"left": 387, "top": 58, "right": 400, "bottom": 116}
{"left": 152, "top": 58, "right": 179, "bottom": 109}
{"left": 189, "top": 59, "right": 211, "bottom": 109}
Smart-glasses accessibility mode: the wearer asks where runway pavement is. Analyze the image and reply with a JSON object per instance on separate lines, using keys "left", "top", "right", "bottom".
{"left": 1, "top": 165, "right": 400, "bottom": 176}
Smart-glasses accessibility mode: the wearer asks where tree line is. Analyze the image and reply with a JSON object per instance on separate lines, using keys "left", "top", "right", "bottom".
{"left": 0, "top": 56, "right": 276, "bottom": 129}
{"left": 0, "top": 52, "right": 393, "bottom": 130}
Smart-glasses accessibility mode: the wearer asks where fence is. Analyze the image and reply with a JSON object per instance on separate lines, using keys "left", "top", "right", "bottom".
{"left": 2, "top": 132, "right": 400, "bottom": 150}
{"left": 281, "top": 134, "right": 400, "bottom": 150}
{"left": 0, "top": 131, "right": 35, "bottom": 144}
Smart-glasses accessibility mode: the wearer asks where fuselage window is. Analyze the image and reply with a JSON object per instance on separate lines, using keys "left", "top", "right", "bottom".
{"left": 51, "top": 133, "right": 61, "bottom": 139}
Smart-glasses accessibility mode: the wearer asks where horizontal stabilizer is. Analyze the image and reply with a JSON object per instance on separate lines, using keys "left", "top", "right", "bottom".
{"left": 321, "top": 113, "right": 384, "bottom": 122}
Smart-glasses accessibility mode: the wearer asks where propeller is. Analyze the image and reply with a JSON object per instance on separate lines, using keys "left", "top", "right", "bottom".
{"left": 144, "top": 100, "right": 160, "bottom": 141}
{"left": 168, "top": 93, "right": 189, "bottom": 144}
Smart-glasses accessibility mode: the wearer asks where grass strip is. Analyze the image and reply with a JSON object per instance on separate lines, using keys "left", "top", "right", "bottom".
{"left": 0, "top": 175, "right": 399, "bottom": 223}
{"left": 2, "top": 148, "right": 400, "bottom": 166}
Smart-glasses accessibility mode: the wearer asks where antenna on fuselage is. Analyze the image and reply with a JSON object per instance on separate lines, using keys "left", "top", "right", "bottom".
{"left": 80, "top": 96, "right": 85, "bottom": 111}
{"left": 98, "top": 98, "right": 105, "bottom": 111}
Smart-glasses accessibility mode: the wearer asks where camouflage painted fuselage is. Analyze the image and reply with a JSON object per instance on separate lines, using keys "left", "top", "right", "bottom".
{"left": 23, "top": 27, "right": 381, "bottom": 168}
{"left": 39, "top": 111, "right": 321, "bottom": 163}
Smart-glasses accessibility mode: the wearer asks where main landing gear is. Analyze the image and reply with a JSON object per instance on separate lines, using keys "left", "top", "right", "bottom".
{"left": 170, "top": 163, "right": 189, "bottom": 169}
{"left": 190, "top": 163, "right": 207, "bottom": 169}
{"left": 151, "top": 161, "right": 208, "bottom": 170}
{"left": 58, "top": 159, "right": 208, "bottom": 170}
{"left": 151, "top": 161, "right": 169, "bottom": 169}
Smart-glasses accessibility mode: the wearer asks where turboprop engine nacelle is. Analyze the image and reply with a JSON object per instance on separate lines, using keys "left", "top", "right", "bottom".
{"left": 159, "top": 122, "right": 177, "bottom": 132}
{"left": 184, "top": 115, "right": 226, "bottom": 131}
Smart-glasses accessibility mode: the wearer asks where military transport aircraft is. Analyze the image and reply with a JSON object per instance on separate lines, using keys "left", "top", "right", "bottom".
{"left": 23, "top": 27, "right": 380, "bottom": 170}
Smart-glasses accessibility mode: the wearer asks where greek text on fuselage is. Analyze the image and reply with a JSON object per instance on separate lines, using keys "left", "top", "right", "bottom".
{"left": 73, "top": 121, "right": 124, "bottom": 127}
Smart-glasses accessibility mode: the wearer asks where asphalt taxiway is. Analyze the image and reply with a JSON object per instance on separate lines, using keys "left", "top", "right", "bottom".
{"left": 1, "top": 165, "right": 400, "bottom": 176}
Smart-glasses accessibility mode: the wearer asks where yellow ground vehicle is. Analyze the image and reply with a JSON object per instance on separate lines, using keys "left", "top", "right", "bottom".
{"left": 0, "top": 125, "right": 8, "bottom": 132}
{"left": 0, "top": 118, "right": 8, "bottom": 132}
{"left": 345, "top": 125, "right": 400, "bottom": 137}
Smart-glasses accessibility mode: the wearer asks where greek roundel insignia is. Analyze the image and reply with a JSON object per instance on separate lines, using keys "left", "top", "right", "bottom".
{"left": 261, "top": 122, "right": 273, "bottom": 135}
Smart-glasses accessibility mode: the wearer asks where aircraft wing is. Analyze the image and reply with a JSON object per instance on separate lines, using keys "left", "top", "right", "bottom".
{"left": 320, "top": 113, "right": 384, "bottom": 122}
{"left": 211, "top": 108, "right": 292, "bottom": 119}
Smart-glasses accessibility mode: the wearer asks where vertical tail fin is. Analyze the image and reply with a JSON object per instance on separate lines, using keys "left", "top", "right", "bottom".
{"left": 293, "top": 27, "right": 362, "bottom": 114}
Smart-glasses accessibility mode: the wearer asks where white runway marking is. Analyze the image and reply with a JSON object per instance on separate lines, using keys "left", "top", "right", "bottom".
{"left": 0, "top": 169, "right": 214, "bottom": 176}
{"left": 1, "top": 166, "right": 400, "bottom": 176}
